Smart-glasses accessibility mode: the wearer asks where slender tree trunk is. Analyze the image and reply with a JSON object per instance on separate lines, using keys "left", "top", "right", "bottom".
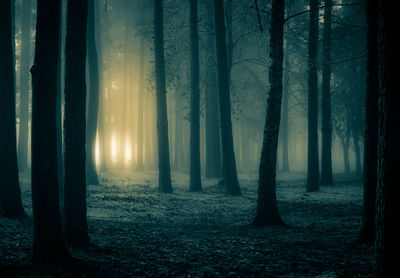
{"left": 343, "top": 140, "right": 350, "bottom": 175}
{"left": 189, "top": 0, "right": 202, "bottom": 192}
{"left": 214, "top": 0, "right": 240, "bottom": 195}
{"left": 205, "top": 0, "right": 222, "bottom": 179}
{"left": 174, "top": 94, "right": 184, "bottom": 170}
{"left": 86, "top": 0, "right": 100, "bottom": 185}
{"left": 136, "top": 35, "right": 145, "bottom": 170}
{"left": 17, "top": 0, "right": 32, "bottom": 172}
{"left": 254, "top": 0, "right": 285, "bottom": 227}
{"left": 359, "top": 0, "right": 378, "bottom": 244}
{"left": 375, "top": 1, "right": 399, "bottom": 276}
{"left": 0, "top": 0, "right": 26, "bottom": 219}
{"left": 320, "top": 0, "right": 333, "bottom": 185}
{"left": 281, "top": 40, "right": 290, "bottom": 172}
{"left": 63, "top": 0, "right": 90, "bottom": 248}
{"left": 30, "top": 0, "right": 70, "bottom": 263}
{"left": 154, "top": 0, "right": 172, "bottom": 193}
{"left": 306, "top": 0, "right": 320, "bottom": 192}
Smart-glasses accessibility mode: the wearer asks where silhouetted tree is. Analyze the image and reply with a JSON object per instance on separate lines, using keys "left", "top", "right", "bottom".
{"left": 213, "top": 0, "right": 240, "bottom": 195}
{"left": 374, "top": 0, "right": 399, "bottom": 276}
{"left": 30, "top": 0, "right": 70, "bottom": 263}
{"left": 63, "top": 0, "right": 90, "bottom": 247}
{"left": 0, "top": 0, "right": 26, "bottom": 219}
{"left": 320, "top": 0, "right": 333, "bottom": 185}
{"left": 154, "top": 0, "right": 173, "bottom": 193}
{"left": 359, "top": 0, "right": 378, "bottom": 244}
{"left": 307, "top": 0, "right": 319, "bottom": 192}
{"left": 86, "top": 0, "right": 100, "bottom": 185}
{"left": 253, "top": 0, "right": 285, "bottom": 226}
{"left": 189, "top": 0, "right": 202, "bottom": 192}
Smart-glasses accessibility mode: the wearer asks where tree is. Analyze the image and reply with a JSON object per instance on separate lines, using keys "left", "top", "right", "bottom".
{"left": 359, "top": 0, "right": 378, "bottom": 244}
{"left": 204, "top": 0, "right": 222, "bottom": 179}
{"left": 0, "top": 0, "right": 26, "bottom": 219}
{"left": 213, "top": 0, "right": 240, "bottom": 195}
{"left": 306, "top": 0, "right": 319, "bottom": 192}
{"left": 63, "top": 0, "right": 90, "bottom": 247}
{"left": 86, "top": 0, "right": 100, "bottom": 185}
{"left": 189, "top": 0, "right": 202, "bottom": 192}
{"left": 320, "top": 0, "right": 333, "bottom": 185}
{"left": 253, "top": 0, "right": 285, "bottom": 226}
{"left": 154, "top": 0, "right": 173, "bottom": 193}
{"left": 374, "top": 0, "right": 399, "bottom": 276}
{"left": 17, "top": 0, "right": 32, "bottom": 172}
{"left": 30, "top": 0, "right": 70, "bottom": 263}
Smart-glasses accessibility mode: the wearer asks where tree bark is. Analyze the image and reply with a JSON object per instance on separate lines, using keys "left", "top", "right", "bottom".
{"left": 213, "top": 0, "right": 240, "bottom": 195}
{"left": 0, "top": 0, "right": 26, "bottom": 219}
{"left": 254, "top": 0, "right": 285, "bottom": 226}
{"left": 86, "top": 0, "right": 100, "bottom": 185}
{"left": 359, "top": 0, "right": 378, "bottom": 244}
{"left": 63, "top": 0, "right": 90, "bottom": 248}
{"left": 306, "top": 0, "right": 320, "bottom": 192}
{"left": 189, "top": 0, "right": 202, "bottom": 192}
{"left": 375, "top": 0, "right": 399, "bottom": 276}
{"left": 30, "top": 0, "right": 70, "bottom": 263}
{"left": 17, "top": 0, "right": 32, "bottom": 172}
{"left": 320, "top": 0, "right": 333, "bottom": 185}
{"left": 154, "top": 0, "right": 172, "bottom": 193}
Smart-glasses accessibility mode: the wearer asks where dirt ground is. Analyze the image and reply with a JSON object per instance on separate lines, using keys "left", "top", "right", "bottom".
{"left": 1, "top": 171, "right": 374, "bottom": 277}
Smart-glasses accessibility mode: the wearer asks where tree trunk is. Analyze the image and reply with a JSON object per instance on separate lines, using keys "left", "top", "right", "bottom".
{"left": 306, "top": 0, "right": 320, "bottom": 192}
{"left": 213, "top": 0, "right": 240, "bottom": 195}
{"left": 63, "top": 0, "right": 90, "bottom": 248}
{"left": 30, "top": 0, "right": 70, "bottom": 263}
{"left": 375, "top": 0, "right": 399, "bottom": 276}
{"left": 320, "top": 0, "right": 333, "bottom": 185}
{"left": 136, "top": 35, "right": 145, "bottom": 170}
{"left": 86, "top": 0, "right": 100, "bottom": 185}
{"left": 204, "top": 0, "right": 222, "bottom": 179}
{"left": 281, "top": 39, "right": 290, "bottom": 172}
{"left": 359, "top": 0, "right": 378, "bottom": 244}
{"left": 254, "top": 0, "right": 285, "bottom": 227}
{"left": 0, "top": 0, "right": 26, "bottom": 219}
{"left": 17, "top": 0, "right": 31, "bottom": 172}
{"left": 154, "top": 0, "right": 172, "bottom": 193}
{"left": 189, "top": 0, "right": 202, "bottom": 192}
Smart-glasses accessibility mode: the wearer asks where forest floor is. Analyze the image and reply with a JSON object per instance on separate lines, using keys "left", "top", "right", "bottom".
{"left": 1, "top": 171, "right": 373, "bottom": 277}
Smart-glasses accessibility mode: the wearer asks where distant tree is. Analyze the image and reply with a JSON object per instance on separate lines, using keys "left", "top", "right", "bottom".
{"left": 213, "top": 0, "right": 240, "bottom": 195}
{"left": 17, "top": 0, "right": 32, "bottom": 172}
{"left": 374, "top": 0, "right": 399, "bottom": 276}
{"left": 189, "top": 0, "right": 202, "bottom": 192}
{"left": 320, "top": 0, "right": 333, "bottom": 185}
{"left": 154, "top": 0, "right": 173, "bottom": 193}
{"left": 63, "top": 0, "right": 90, "bottom": 247}
{"left": 253, "top": 0, "right": 285, "bottom": 226}
{"left": 306, "top": 0, "right": 319, "bottom": 192}
{"left": 359, "top": 0, "right": 378, "bottom": 244}
{"left": 30, "top": 0, "right": 70, "bottom": 263}
{"left": 86, "top": 0, "right": 100, "bottom": 185}
{"left": 0, "top": 0, "right": 26, "bottom": 219}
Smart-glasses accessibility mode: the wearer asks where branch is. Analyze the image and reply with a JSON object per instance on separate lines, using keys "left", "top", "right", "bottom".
{"left": 254, "top": 0, "right": 264, "bottom": 33}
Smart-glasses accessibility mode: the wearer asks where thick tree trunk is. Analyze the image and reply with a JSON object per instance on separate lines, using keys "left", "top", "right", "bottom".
{"left": 0, "top": 0, "right": 26, "bottom": 219}
{"left": 204, "top": 0, "right": 222, "bottom": 178}
{"left": 359, "top": 0, "right": 378, "bottom": 244}
{"left": 189, "top": 0, "right": 202, "bottom": 192}
{"left": 17, "top": 0, "right": 31, "bottom": 172}
{"left": 306, "top": 0, "right": 320, "bottom": 192}
{"left": 213, "top": 0, "right": 240, "bottom": 195}
{"left": 154, "top": 0, "right": 172, "bottom": 193}
{"left": 375, "top": 0, "right": 399, "bottom": 276}
{"left": 320, "top": 0, "right": 333, "bottom": 185}
{"left": 30, "top": 0, "right": 70, "bottom": 263}
{"left": 86, "top": 0, "right": 100, "bottom": 185}
{"left": 63, "top": 0, "right": 90, "bottom": 248}
{"left": 254, "top": 0, "right": 285, "bottom": 227}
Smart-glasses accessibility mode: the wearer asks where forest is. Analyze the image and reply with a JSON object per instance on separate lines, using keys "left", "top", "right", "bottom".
{"left": 0, "top": 0, "right": 398, "bottom": 277}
